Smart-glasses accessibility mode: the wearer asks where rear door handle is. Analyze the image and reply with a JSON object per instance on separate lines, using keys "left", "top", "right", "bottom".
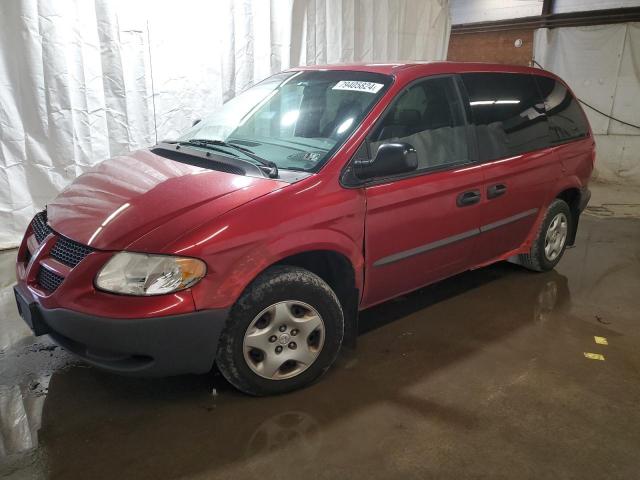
{"left": 456, "top": 190, "right": 481, "bottom": 207}
{"left": 487, "top": 183, "right": 507, "bottom": 199}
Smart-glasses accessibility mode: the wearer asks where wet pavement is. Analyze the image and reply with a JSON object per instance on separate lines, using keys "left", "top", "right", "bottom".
{"left": 1, "top": 213, "right": 640, "bottom": 479}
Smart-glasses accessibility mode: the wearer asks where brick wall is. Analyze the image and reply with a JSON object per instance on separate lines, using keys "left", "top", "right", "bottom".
{"left": 447, "top": 29, "right": 534, "bottom": 66}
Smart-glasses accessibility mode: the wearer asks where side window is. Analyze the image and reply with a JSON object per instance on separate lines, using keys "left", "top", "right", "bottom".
{"left": 461, "top": 73, "right": 548, "bottom": 161}
{"left": 535, "top": 76, "right": 589, "bottom": 144}
{"left": 369, "top": 76, "right": 469, "bottom": 170}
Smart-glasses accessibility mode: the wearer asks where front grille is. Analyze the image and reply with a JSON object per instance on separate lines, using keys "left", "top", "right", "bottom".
{"left": 51, "top": 236, "right": 94, "bottom": 267}
{"left": 28, "top": 210, "right": 95, "bottom": 294}
{"left": 30, "top": 210, "right": 94, "bottom": 267}
{"left": 37, "top": 267, "right": 64, "bottom": 292}
{"left": 32, "top": 210, "right": 52, "bottom": 244}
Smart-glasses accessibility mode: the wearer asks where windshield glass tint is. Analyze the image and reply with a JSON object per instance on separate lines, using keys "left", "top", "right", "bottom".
{"left": 179, "top": 70, "right": 392, "bottom": 171}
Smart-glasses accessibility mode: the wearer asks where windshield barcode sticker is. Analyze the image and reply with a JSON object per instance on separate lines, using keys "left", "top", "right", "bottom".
{"left": 332, "top": 81, "right": 384, "bottom": 93}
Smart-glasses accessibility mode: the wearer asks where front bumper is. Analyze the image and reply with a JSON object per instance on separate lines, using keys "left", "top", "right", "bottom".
{"left": 14, "top": 283, "right": 229, "bottom": 376}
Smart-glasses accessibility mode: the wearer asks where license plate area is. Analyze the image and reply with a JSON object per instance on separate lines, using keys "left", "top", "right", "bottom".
{"left": 14, "top": 286, "right": 49, "bottom": 336}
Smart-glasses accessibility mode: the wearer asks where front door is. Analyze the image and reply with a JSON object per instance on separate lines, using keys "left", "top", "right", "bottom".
{"left": 361, "top": 75, "right": 482, "bottom": 308}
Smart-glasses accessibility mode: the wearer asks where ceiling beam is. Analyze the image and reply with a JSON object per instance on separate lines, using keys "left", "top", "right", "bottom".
{"left": 452, "top": 6, "right": 640, "bottom": 34}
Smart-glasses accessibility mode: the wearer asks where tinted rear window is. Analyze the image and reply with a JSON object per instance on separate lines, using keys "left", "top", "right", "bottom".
{"left": 534, "top": 75, "right": 589, "bottom": 144}
{"left": 461, "top": 72, "right": 549, "bottom": 161}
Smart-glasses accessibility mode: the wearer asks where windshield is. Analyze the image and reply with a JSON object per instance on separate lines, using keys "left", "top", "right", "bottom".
{"left": 178, "top": 70, "right": 392, "bottom": 172}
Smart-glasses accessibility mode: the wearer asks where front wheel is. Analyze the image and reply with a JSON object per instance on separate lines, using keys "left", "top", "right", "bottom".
{"left": 519, "top": 198, "right": 572, "bottom": 272}
{"left": 216, "top": 266, "right": 344, "bottom": 396}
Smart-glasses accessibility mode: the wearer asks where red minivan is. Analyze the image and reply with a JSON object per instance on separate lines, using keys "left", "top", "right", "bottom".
{"left": 14, "top": 63, "right": 594, "bottom": 395}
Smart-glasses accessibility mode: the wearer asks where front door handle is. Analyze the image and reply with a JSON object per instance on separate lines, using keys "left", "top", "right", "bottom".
{"left": 487, "top": 183, "right": 507, "bottom": 199}
{"left": 456, "top": 190, "right": 481, "bottom": 207}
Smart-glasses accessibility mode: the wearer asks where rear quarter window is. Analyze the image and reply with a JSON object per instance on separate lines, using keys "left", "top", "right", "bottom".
{"left": 534, "top": 75, "right": 590, "bottom": 144}
{"left": 461, "top": 72, "right": 549, "bottom": 162}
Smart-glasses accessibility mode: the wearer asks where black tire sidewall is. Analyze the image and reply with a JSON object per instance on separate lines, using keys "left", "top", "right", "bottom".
{"left": 217, "top": 266, "right": 344, "bottom": 396}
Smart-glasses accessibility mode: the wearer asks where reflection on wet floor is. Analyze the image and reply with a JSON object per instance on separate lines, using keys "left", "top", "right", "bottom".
{"left": 1, "top": 215, "right": 640, "bottom": 479}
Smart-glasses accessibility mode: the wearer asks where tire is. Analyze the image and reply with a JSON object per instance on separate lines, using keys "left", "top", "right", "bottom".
{"left": 519, "top": 199, "right": 572, "bottom": 272}
{"left": 216, "top": 265, "right": 344, "bottom": 396}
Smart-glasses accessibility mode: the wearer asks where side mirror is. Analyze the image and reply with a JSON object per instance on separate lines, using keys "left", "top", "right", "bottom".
{"left": 354, "top": 143, "right": 418, "bottom": 180}
{"left": 192, "top": 119, "right": 201, "bottom": 127}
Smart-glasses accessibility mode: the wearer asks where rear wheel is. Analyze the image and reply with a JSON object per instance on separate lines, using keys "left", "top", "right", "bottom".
{"left": 216, "top": 266, "right": 344, "bottom": 396}
{"left": 519, "top": 199, "right": 572, "bottom": 272}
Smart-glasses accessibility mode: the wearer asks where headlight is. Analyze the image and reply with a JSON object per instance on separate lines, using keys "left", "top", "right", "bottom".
{"left": 95, "top": 252, "right": 206, "bottom": 296}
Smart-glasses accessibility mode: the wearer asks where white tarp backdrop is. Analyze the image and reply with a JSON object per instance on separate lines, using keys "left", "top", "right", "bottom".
{"left": 534, "top": 23, "right": 640, "bottom": 184}
{"left": 0, "top": 0, "right": 450, "bottom": 457}
{"left": 0, "top": 0, "right": 451, "bottom": 249}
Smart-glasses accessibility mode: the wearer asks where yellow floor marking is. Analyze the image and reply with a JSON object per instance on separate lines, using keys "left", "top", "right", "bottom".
{"left": 594, "top": 336, "right": 608, "bottom": 345}
{"left": 584, "top": 352, "right": 605, "bottom": 361}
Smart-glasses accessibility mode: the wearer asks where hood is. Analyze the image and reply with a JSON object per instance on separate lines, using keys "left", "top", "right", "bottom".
{"left": 47, "top": 149, "right": 286, "bottom": 250}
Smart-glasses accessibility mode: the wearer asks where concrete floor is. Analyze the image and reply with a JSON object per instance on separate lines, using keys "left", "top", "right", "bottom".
{"left": 1, "top": 185, "right": 640, "bottom": 479}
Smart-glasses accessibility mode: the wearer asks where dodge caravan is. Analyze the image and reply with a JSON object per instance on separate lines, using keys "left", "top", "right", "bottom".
{"left": 14, "top": 63, "right": 594, "bottom": 395}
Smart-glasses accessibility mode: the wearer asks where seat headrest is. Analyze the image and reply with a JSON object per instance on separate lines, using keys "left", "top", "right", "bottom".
{"left": 397, "top": 109, "right": 421, "bottom": 126}
{"left": 336, "top": 100, "right": 362, "bottom": 118}
{"left": 423, "top": 97, "right": 452, "bottom": 129}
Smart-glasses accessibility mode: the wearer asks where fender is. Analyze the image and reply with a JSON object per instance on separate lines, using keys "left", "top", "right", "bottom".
{"left": 547, "top": 174, "right": 583, "bottom": 206}
{"left": 190, "top": 228, "right": 364, "bottom": 311}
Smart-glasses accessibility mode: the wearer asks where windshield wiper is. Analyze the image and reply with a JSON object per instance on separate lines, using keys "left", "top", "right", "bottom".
{"left": 178, "top": 139, "right": 278, "bottom": 178}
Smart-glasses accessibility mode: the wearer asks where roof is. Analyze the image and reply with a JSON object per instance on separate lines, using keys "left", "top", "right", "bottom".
{"left": 291, "top": 61, "right": 557, "bottom": 79}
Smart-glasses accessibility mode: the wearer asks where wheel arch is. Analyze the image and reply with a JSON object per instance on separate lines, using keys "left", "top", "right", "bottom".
{"left": 262, "top": 248, "right": 361, "bottom": 348}
{"left": 202, "top": 230, "right": 364, "bottom": 347}
{"left": 554, "top": 184, "right": 583, "bottom": 246}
